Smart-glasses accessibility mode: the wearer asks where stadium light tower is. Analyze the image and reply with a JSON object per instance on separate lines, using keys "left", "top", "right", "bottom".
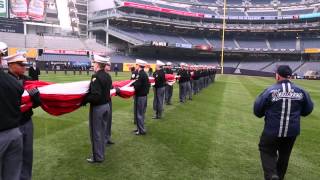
{"left": 220, "top": 0, "right": 227, "bottom": 74}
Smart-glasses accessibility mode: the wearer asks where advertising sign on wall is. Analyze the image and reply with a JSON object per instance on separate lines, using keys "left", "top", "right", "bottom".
{"left": 0, "top": 0, "right": 8, "bottom": 17}
{"left": 123, "top": 63, "right": 156, "bottom": 72}
{"left": 8, "top": 47, "right": 38, "bottom": 58}
{"left": 0, "top": 18, "right": 23, "bottom": 33}
{"left": 10, "top": 0, "right": 45, "bottom": 21}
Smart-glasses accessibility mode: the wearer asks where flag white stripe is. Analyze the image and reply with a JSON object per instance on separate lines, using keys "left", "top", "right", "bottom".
{"left": 284, "top": 83, "right": 292, "bottom": 137}
{"left": 278, "top": 83, "right": 287, "bottom": 137}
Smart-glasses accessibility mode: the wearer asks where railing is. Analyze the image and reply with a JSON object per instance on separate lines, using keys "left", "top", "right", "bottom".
{"left": 89, "top": 24, "right": 144, "bottom": 45}
{"left": 89, "top": 25, "right": 308, "bottom": 53}
{"left": 147, "top": 0, "right": 320, "bottom": 8}
{"left": 90, "top": 10, "right": 320, "bottom": 30}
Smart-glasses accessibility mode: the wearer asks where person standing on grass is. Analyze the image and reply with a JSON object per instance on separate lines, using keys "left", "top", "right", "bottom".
{"left": 164, "top": 62, "right": 174, "bottom": 105}
{"left": 104, "top": 59, "right": 115, "bottom": 146}
{"left": 177, "top": 63, "right": 188, "bottom": 103}
{"left": 0, "top": 42, "right": 24, "bottom": 180}
{"left": 254, "top": 65, "right": 314, "bottom": 180}
{"left": 186, "top": 65, "right": 193, "bottom": 100}
{"left": 192, "top": 65, "right": 200, "bottom": 95}
{"left": 132, "top": 59, "right": 150, "bottom": 135}
{"left": 130, "top": 66, "right": 138, "bottom": 80}
{"left": 113, "top": 64, "right": 119, "bottom": 77}
{"left": 148, "top": 67, "right": 153, "bottom": 77}
{"left": 152, "top": 60, "right": 166, "bottom": 119}
{"left": 82, "top": 55, "right": 112, "bottom": 163}
{"left": 7, "top": 53, "right": 42, "bottom": 180}
{"left": 28, "top": 62, "right": 40, "bottom": 80}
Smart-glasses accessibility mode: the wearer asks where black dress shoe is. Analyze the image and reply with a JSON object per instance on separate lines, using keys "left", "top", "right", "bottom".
{"left": 135, "top": 131, "right": 146, "bottom": 136}
{"left": 106, "top": 141, "right": 115, "bottom": 145}
{"left": 86, "top": 157, "right": 103, "bottom": 163}
{"left": 132, "top": 129, "right": 138, "bottom": 133}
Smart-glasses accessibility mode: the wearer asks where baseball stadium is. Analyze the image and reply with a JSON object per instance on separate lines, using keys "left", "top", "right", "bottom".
{"left": 0, "top": 0, "right": 319, "bottom": 180}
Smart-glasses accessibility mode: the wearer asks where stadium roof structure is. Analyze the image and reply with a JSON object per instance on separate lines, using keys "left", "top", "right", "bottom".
{"left": 85, "top": 0, "right": 320, "bottom": 61}
{"left": 133, "top": 0, "right": 320, "bottom": 8}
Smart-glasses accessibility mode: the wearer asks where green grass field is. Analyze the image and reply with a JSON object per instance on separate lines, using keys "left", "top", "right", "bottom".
{"left": 32, "top": 72, "right": 320, "bottom": 180}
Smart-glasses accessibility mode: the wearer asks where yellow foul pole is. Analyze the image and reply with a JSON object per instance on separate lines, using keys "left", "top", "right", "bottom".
{"left": 220, "top": 0, "right": 227, "bottom": 74}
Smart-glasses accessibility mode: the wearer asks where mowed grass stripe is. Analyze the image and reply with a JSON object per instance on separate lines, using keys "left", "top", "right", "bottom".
{"left": 206, "top": 75, "right": 262, "bottom": 179}
{"left": 31, "top": 73, "right": 319, "bottom": 180}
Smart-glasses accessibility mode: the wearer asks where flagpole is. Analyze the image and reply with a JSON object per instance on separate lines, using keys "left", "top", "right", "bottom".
{"left": 220, "top": 0, "right": 227, "bottom": 75}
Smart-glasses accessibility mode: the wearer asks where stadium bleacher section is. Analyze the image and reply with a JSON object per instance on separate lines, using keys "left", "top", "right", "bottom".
{"left": 262, "top": 60, "right": 303, "bottom": 72}
{"left": 226, "top": 10, "right": 246, "bottom": 16}
{"left": 302, "top": 38, "right": 320, "bottom": 49}
{"left": 120, "top": 0, "right": 316, "bottom": 17}
{"left": 236, "top": 39, "right": 268, "bottom": 49}
{"left": 237, "top": 61, "right": 273, "bottom": 71}
{"left": 222, "top": 61, "right": 240, "bottom": 68}
{"left": 221, "top": 60, "right": 317, "bottom": 74}
{"left": 279, "top": 0, "right": 301, "bottom": 4}
{"left": 37, "top": 54, "right": 90, "bottom": 63}
{"left": 0, "top": 32, "right": 111, "bottom": 52}
{"left": 250, "top": 0, "right": 271, "bottom": 5}
{"left": 182, "top": 36, "right": 209, "bottom": 46}
{"left": 247, "top": 11, "right": 278, "bottom": 16}
{"left": 298, "top": 61, "right": 320, "bottom": 72}
{"left": 189, "top": 6, "right": 214, "bottom": 14}
{"left": 197, "top": 0, "right": 218, "bottom": 4}
{"left": 281, "top": 8, "right": 314, "bottom": 15}
{"left": 104, "top": 26, "right": 320, "bottom": 51}
{"left": 268, "top": 39, "right": 297, "bottom": 49}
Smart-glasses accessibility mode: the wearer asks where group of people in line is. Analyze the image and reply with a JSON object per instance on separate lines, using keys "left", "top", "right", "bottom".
{"left": 0, "top": 38, "right": 217, "bottom": 180}
{"left": 0, "top": 39, "right": 315, "bottom": 180}
{"left": 84, "top": 57, "right": 217, "bottom": 164}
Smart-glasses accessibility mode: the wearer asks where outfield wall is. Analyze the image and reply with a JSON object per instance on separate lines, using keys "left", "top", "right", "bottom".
{"left": 217, "top": 67, "right": 275, "bottom": 77}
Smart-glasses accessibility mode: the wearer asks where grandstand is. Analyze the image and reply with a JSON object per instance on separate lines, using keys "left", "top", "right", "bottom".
{"left": 1, "top": 1, "right": 320, "bottom": 179}
{"left": 0, "top": 0, "right": 319, "bottom": 77}
{"left": 114, "top": 0, "right": 319, "bottom": 17}
{"left": 0, "top": 32, "right": 109, "bottom": 51}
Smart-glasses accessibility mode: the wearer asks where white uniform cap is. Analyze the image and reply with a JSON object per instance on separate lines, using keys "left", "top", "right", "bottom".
{"left": 0, "top": 42, "right": 8, "bottom": 54}
{"left": 92, "top": 55, "right": 111, "bottom": 65}
{"left": 5, "top": 53, "right": 28, "bottom": 65}
{"left": 180, "top": 62, "right": 186, "bottom": 67}
{"left": 156, "top": 60, "right": 165, "bottom": 66}
{"left": 136, "top": 59, "right": 148, "bottom": 67}
{"left": 166, "top": 62, "right": 172, "bottom": 66}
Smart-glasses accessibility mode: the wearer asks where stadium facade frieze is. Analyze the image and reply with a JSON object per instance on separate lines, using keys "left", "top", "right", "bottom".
{"left": 162, "top": 0, "right": 320, "bottom": 8}
{"left": 112, "top": 1, "right": 320, "bottom": 22}
{"left": 88, "top": 9, "right": 320, "bottom": 31}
